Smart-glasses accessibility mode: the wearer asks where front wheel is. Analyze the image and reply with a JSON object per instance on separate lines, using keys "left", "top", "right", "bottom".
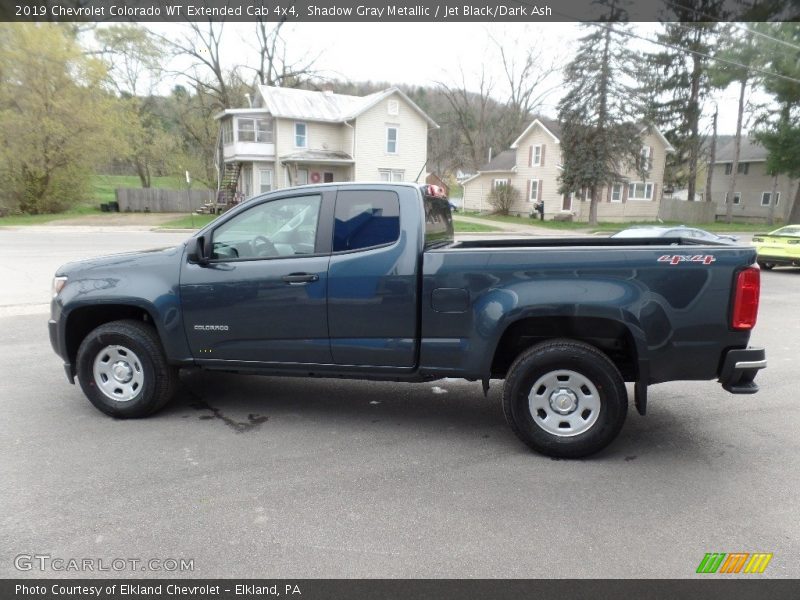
{"left": 502, "top": 339, "right": 628, "bottom": 458}
{"left": 76, "top": 319, "right": 177, "bottom": 418}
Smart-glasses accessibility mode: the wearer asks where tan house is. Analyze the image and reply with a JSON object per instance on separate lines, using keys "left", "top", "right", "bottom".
{"left": 462, "top": 117, "right": 674, "bottom": 222}
{"left": 709, "top": 136, "right": 797, "bottom": 222}
{"left": 214, "top": 86, "right": 438, "bottom": 202}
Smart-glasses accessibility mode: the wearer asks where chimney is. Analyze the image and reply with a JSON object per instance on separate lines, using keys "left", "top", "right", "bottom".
{"left": 322, "top": 82, "right": 335, "bottom": 96}
{"left": 487, "top": 147, "right": 493, "bottom": 163}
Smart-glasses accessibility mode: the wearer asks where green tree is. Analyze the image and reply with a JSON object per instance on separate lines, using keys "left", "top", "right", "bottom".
{"left": 95, "top": 24, "right": 175, "bottom": 188}
{"left": 0, "top": 24, "right": 118, "bottom": 214}
{"left": 557, "top": 3, "right": 643, "bottom": 226}
{"left": 753, "top": 23, "right": 800, "bottom": 224}
{"left": 708, "top": 26, "right": 762, "bottom": 223}
{"left": 647, "top": 2, "right": 724, "bottom": 202}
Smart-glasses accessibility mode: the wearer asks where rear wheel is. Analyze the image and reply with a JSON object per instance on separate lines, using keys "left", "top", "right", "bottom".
{"left": 502, "top": 339, "right": 628, "bottom": 458}
{"left": 758, "top": 261, "right": 775, "bottom": 270}
{"left": 76, "top": 319, "right": 177, "bottom": 418}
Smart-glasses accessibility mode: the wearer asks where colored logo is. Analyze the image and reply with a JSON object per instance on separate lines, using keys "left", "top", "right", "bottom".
{"left": 696, "top": 552, "right": 773, "bottom": 574}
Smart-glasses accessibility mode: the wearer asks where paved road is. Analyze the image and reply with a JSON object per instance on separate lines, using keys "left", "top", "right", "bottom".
{"left": 1, "top": 229, "right": 798, "bottom": 578}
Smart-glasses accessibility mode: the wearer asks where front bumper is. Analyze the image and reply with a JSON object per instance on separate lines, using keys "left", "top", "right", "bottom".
{"left": 718, "top": 347, "right": 766, "bottom": 394}
{"left": 49, "top": 317, "right": 74, "bottom": 384}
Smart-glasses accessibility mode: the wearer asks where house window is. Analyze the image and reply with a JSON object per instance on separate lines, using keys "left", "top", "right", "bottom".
{"left": 294, "top": 122, "right": 307, "bottom": 148}
{"left": 259, "top": 169, "right": 273, "bottom": 193}
{"left": 222, "top": 120, "right": 233, "bottom": 144}
{"left": 737, "top": 162, "right": 749, "bottom": 175}
{"left": 611, "top": 183, "right": 623, "bottom": 202}
{"left": 386, "top": 126, "right": 398, "bottom": 154}
{"left": 628, "top": 182, "right": 653, "bottom": 200}
{"left": 237, "top": 118, "right": 272, "bottom": 143}
{"left": 324, "top": 172, "right": 334, "bottom": 183}
{"left": 532, "top": 145, "right": 542, "bottom": 166}
{"left": 379, "top": 169, "right": 404, "bottom": 182}
{"left": 761, "top": 191, "right": 780, "bottom": 206}
{"left": 725, "top": 192, "right": 741, "bottom": 205}
{"left": 387, "top": 100, "right": 399, "bottom": 116}
{"left": 725, "top": 163, "right": 732, "bottom": 175}
{"left": 296, "top": 169, "right": 308, "bottom": 186}
{"left": 529, "top": 179, "right": 539, "bottom": 202}
{"left": 493, "top": 179, "right": 509, "bottom": 189}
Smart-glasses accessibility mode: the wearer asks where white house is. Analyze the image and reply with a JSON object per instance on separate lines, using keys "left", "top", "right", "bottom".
{"left": 462, "top": 116, "right": 674, "bottom": 222}
{"left": 214, "top": 86, "right": 438, "bottom": 203}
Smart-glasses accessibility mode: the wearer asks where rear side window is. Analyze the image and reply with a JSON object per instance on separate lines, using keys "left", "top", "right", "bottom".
{"left": 333, "top": 191, "right": 400, "bottom": 252}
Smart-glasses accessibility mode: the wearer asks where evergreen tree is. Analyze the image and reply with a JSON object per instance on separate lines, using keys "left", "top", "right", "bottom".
{"left": 708, "top": 26, "right": 762, "bottom": 223}
{"left": 647, "top": 1, "right": 725, "bottom": 202}
{"left": 752, "top": 23, "right": 800, "bottom": 224}
{"left": 557, "top": 1, "right": 643, "bottom": 225}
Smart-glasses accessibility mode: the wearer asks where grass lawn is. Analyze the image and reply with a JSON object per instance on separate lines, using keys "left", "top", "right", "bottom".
{"left": 158, "top": 214, "right": 219, "bottom": 229}
{"left": 459, "top": 211, "right": 779, "bottom": 233}
{"left": 453, "top": 220, "right": 501, "bottom": 233}
{"left": 0, "top": 174, "right": 197, "bottom": 226}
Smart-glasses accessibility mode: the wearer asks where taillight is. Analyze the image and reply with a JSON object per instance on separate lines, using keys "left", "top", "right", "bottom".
{"left": 731, "top": 267, "right": 760, "bottom": 330}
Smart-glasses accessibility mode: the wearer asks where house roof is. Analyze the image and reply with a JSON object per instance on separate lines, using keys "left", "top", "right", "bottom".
{"left": 715, "top": 136, "right": 767, "bottom": 163}
{"left": 480, "top": 150, "right": 517, "bottom": 171}
{"left": 510, "top": 116, "right": 675, "bottom": 153}
{"left": 279, "top": 149, "right": 354, "bottom": 164}
{"left": 256, "top": 85, "right": 439, "bottom": 128}
{"left": 510, "top": 116, "right": 562, "bottom": 148}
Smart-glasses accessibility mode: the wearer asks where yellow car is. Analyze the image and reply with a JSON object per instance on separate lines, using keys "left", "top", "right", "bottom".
{"left": 752, "top": 225, "right": 800, "bottom": 269}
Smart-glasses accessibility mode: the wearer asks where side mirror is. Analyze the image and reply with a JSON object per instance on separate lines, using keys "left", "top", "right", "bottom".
{"left": 187, "top": 235, "right": 211, "bottom": 265}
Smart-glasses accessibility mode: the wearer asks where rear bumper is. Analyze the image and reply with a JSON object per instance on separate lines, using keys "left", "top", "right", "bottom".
{"left": 718, "top": 347, "right": 766, "bottom": 394}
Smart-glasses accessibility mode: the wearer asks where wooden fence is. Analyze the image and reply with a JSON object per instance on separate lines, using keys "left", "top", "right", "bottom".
{"left": 658, "top": 196, "right": 717, "bottom": 224}
{"left": 115, "top": 188, "right": 215, "bottom": 213}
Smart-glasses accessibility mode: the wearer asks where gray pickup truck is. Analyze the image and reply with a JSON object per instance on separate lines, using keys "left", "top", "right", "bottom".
{"left": 49, "top": 183, "right": 766, "bottom": 457}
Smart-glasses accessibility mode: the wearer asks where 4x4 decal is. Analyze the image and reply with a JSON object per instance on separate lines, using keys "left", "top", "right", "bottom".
{"left": 658, "top": 254, "right": 716, "bottom": 265}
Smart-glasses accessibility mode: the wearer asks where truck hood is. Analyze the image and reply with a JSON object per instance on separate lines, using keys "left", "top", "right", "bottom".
{"left": 56, "top": 244, "right": 184, "bottom": 277}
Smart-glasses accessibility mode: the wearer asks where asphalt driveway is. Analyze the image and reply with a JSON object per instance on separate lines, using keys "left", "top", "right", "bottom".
{"left": 0, "top": 228, "right": 797, "bottom": 578}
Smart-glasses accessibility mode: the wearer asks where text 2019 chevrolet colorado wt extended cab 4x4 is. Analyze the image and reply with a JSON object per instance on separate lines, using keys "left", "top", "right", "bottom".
{"left": 49, "top": 183, "right": 766, "bottom": 457}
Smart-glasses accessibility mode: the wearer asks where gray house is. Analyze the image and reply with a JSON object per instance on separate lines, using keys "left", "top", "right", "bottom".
{"left": 710, "top": 136, "right": 797, "bottom": 222}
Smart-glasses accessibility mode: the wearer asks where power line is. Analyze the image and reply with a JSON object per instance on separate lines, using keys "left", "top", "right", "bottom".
{"left": 508, "top": 0, "right": 800, "bottom": 87}
{"left": 663, "top": 0, "right": 800, "bottom": 53}
{"left": 599, "top": 22, "right": 800, "bottom": 86}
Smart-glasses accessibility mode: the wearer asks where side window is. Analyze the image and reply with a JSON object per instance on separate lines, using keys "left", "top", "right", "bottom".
{"left": 333, "top": 191, "right": 400, "bottom": 252}
{"left": 211, "top": 195, "right": 321, "bottom": 260}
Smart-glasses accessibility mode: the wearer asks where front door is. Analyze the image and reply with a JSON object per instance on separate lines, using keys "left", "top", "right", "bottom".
{"left": 181, "top": 191, "right": 333, "bottom": 365}
{"left": 562, "top": 193, "right": 572, "bottom": 211}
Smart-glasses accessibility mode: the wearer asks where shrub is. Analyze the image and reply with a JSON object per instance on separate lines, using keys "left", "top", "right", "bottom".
{"left": 488, "top": 183, "right": 519, "bottom": 215}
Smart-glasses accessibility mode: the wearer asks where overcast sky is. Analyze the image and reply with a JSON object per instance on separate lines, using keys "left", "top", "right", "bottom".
{"left": 144, "top": 21, "right": 771, "bottom": 136}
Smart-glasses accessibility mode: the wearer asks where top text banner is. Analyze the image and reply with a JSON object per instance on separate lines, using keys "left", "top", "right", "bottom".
{"left": 2, "top": 0, "right": 797, "bottom": 22}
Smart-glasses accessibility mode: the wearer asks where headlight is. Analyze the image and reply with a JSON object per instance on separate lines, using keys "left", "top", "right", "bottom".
{"left": 52, "top": 276, "right": 67, "bottom": 297}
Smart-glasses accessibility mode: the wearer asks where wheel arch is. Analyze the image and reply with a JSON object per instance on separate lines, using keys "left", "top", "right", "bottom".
{"left": 64, "top": 303, "right": 158, "bottom": 372}
{"left": 488, "top": 313, "right": 646, "bottom": 382}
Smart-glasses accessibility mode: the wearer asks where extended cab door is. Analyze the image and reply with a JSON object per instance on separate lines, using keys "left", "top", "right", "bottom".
{"left": 180, "top": 190, "right": 334, "bottom": 365}
{"left": 327, "top": 187, "right": 418, "bottom": 368}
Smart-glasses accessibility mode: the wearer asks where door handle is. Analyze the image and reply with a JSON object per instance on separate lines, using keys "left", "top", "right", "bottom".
{"left": 282, "top": 273, "right": 319, "bottom": 284}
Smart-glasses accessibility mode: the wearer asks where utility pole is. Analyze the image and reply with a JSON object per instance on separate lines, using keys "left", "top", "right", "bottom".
{"left": 185, "top": 170, "right": 194, "bottom": 229}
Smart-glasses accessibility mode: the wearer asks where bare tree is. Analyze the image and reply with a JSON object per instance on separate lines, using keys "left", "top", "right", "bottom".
{"left": 490, "top": 31, "right": 561, "bottom": 140}
{"left": 251, "top": 19, "right": 321, "bottom": 87}
{"left": 437, "top": 66, "right": 504, "bottom": 172}
{"left": 154, "top": 20, "right": 244, "bottom": 110}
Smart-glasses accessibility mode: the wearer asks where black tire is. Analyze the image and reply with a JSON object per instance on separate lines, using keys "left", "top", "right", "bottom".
{"left": 502, "top": 339, "right": 628, "bottom": 458}
{"left": 76, "top": 319, "right": 178, "bottom": 418}
{"left": 758, "top": 261, "right": 775, "bottom": 270}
